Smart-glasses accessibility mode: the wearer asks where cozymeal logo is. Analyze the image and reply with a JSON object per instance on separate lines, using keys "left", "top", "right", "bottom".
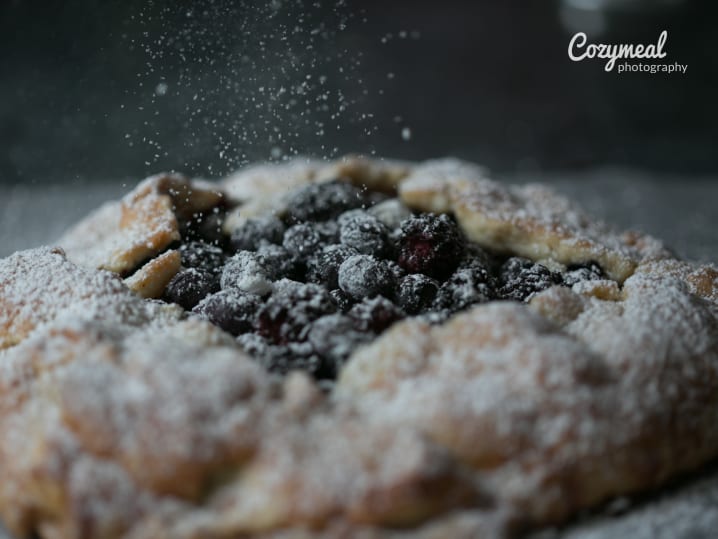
{"left": 568, "top": 30, "right": 687, "bottom": 74}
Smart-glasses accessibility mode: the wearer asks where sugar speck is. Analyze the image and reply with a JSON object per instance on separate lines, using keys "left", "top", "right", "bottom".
{"left": 401, "top": 127, "right": 412, "bottom": 141}
{"left": 154, "top": 82, "right": 168, "bottom": 96}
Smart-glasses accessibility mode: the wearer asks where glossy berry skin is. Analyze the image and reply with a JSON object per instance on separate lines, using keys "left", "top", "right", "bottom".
{"left": 256, "top": 283, "right": 336, "bottom": 344}
{"left": 306, "top": 245, "right": 359, "bottom": 289}
{"left": 164, "top": 268, "right": 219, "bottom": 310}
{"left": 283, "top": 180, "right": 365, "bottom": 224}
{"left": 498, "top": 257, "right": 561, "bottom": 302}
{"left": 348, "top": 296, "right": 405, "bottom": 333}
{"left": 192, "top": 288, "right": 261, "bottom": 336}
{"left": 229, "top": 215, "right": 285, "bottom": 252}
{"left": 178, "top": 241, "right": 226, "bottom": 275}
{"left": 397, "top": 214, "right": 465, "bottom": 279}
{"left": 397, "top": 273, "right": 439, "bottom": 314}
{"left": 338, "top": 255, "right": 395, "bottom": 301}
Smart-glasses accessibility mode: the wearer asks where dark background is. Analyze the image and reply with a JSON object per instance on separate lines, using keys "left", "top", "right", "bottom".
{"left": 1, "top": 0, "right": 716, "bottom": 186}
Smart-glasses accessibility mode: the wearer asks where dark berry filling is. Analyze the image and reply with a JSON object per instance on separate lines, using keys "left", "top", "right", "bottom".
{"left": 229, "top": 215, "right": 285, "bottom": 252}
{"left": 397, "top": 214, "right": 465, "bottom": 279}
{"left": 498, "top": 257, "right": 562, "bottom": 302}
{"left": 193, "top": 288, "right": 261, "bottom": 336}
{"left": 164, "top": 268, "right": 219, "bottom": 310}
{"left": 161, "top": 178, "right": 609, "bottom": 383}
{"left": 179, "top": 241, "right": 226, "bottom": 275}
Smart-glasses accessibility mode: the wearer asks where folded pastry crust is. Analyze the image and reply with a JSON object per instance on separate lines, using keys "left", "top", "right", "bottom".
{"left": 0, "top": 157, "right": 716, "bottom": 539}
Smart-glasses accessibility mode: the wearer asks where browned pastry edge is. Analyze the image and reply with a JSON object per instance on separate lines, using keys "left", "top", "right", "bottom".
{"left": 0, "top": 157, "right": 716, "bottom": 539}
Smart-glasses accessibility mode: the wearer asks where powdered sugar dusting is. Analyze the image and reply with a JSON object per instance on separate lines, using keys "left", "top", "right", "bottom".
{"left": 1, "top": 157, "right": 718, "bottom": 538}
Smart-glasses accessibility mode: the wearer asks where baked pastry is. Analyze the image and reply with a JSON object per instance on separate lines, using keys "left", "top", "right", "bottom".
{"left": 0, "top": 157, "right": 717, "bottom": 539}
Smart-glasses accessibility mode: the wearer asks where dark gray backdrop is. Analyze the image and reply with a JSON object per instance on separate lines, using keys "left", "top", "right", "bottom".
{"left": 1, "top": 0, "right": 716, "bottom": 186}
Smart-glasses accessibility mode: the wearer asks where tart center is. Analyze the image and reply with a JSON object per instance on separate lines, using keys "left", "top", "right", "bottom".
{"left": 162, "top": 179, "right": 605, "bottom": 381}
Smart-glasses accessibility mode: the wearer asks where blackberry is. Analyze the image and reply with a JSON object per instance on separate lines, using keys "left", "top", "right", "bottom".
{"left": 178, "top": 241, "right": 226, "bottom": 275}
{"left": 283, "top": 223, "right": 323, "bottom": 259}
{"left": 418, "top": 309, "right": 453, "bottom": 325}
{"left": 283, "top": 180, "right": 365, "bottom": 223}
{"left": 180, "top": 208, "right": 227, "bottom": 247}
{"left": 348, "top": 296, "right": 405, "bottom": 333}
{"left": 563, "top": 261, "right": 605, "bottom": 287}
{"left": 329, "top": 288, "right": 354, "bottom": 312}
{"left": 306, "top": 244, "right": 358, "bottom": 289}
{"left": 256, "top": 282, "right": 336, "bottom": 344}
{"left": 385, "top": 260, "right": 406, "bottom": 282}
{"left": 236, "top": 332, "right": 271, "bottom": 358}
{"left": 308, "top": 314, "right": 373, "bottom": 371}
{"left": 397, "top": 274, "right": 439, "bottom": 314}
{"left": 339, "top": 211, "right": 390, "bottom": 257}
{"left": 192, "top": 288, "right": 261, "bottom": 336}
{"left": 498, "top": 257, "right": 561, "bottom": 302}
{"left": 397, "top": 214, "right": 465, "bottom": 279}
{"left": 434, "top": 266, "right": 494, "bottom": 313}
{"left": 164, "top": 268, "right": 219, "bottom": 310}
{"left": 461, "top": 243, "right": 495, "bottom": 272}
{"left": 338, "top": 254, "right": 395, "bottom": 300}
{"left": 229, "top": 215, "right": 285, "bottom": 252}
{"left": 257, "top": 342, "right": 326, "bottom": 378}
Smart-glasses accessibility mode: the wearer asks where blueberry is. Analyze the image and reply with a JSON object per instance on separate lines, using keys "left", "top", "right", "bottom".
{"left": 348, "top": 296, "right": 405, "bottom": 333}
{"left": 192, "top": 288, "right": 261, "bottom": 336}
{"left": 338, "top": 254, "right": 395, "bottom": 300}
{"left": 306, "top": 244, "right": 358, "bottom": 289}
{"left": 314, "top": 220, "right": 340, "bottom": 244}
{"left": 230, "top": 215, "right": 285, "bottom": 252}
{"left": 256, "top": 282, "right": 336, "bottom": 344}
{"left": 283, "top": 180, "right": 365, "bottom": 223}
{"left": 397, "top": 214, "right": 465, "bottom": 279}
{"left": 178, "top": 241, "right": 226, "bottom": 275}
{"left": 397, "top": 274, "right": 439, "bottom": 314}
{"left": 308, "top": 314, "right": 373, "bottom": 371}
{"left": 563, "top": 261, "right": 605, "bottom": 287}
{"left": 498, "top": 257, "right": 561, "bottom": 302}
{"left": 221, "top": 246, "right": 298, "bottom": 295}
{"left": 164, "top": 268, "right": 219, "bottom": 310}
{"left": 255, "top": 243, "right": 300, "bottom": 281}
{"left": 368, "top": 199, "right": 412, "bottom": 230}
{"left": 283, "top": 223, "right": 323, "bottom": 259}
{"left": 339, "top": 211, "right": 390, "bottom": 257}
{"left": 221, "top": 251, "right": 274, "bottom": 296}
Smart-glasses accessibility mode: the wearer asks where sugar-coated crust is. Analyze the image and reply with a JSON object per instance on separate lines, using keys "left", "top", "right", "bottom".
{"left": 59, "top": 173, "right": 223, "bottom": 274}
{"left": 0, "top": 157, "right": 717, "bottom": 539}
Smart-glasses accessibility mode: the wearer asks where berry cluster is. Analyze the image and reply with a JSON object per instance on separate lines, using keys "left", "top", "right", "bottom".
{"left": 163, "top": 179, "right": 605, "bottom": 381}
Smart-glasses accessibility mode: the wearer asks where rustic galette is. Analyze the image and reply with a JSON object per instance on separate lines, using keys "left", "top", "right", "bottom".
{"left": 0, "top": 157, "right": 716, "bottom": 539}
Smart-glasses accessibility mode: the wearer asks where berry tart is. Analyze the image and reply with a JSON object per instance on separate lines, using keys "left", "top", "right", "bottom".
{"left": 0, "top": 157, "right": 717, "bottom": 539}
